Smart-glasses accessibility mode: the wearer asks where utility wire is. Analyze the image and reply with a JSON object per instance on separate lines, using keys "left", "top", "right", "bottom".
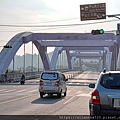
{"left": 20, "top": 17, "right": 79, "bottom": 24}
{"left": 0, "top": 19, "right": 118, "bottom": 32}
{"left": 0, "top": 19, "right": 119, "bottom": 28}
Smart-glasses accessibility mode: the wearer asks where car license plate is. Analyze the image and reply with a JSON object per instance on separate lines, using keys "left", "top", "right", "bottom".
{"left": 47, "top": 83, "right": 52, "bottom": 85}
{"left": 113, "top": 99, "right": 120, "bottom": 108}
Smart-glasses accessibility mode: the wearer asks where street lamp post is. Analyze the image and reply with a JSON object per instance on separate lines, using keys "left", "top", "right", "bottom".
{"left": 107, "top": 14, "right": 120, "bottom": 35}
{"left": 107, "top": 14, "right": 120, "bottom": 20}
{"left": 32, "top": 42, "right": 33, "bottom": 72}
{"left": 107, "top": 14, "right": 120, "bottom": 70}
{"left": 23, "top": 44, "right": 25, "bottom": 73}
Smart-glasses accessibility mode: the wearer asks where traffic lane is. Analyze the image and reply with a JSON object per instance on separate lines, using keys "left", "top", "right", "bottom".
{"left": 74, "top": 71, "right": 99, "bottom": 80}
{"left": 31, "top": 95, "right": 90, "bottom": 115}
{"left": 54, "top": 96, "right": 90, "bottom": 115}
{"left": 0, "top": 84, "right": 39, "bottom": 103}
{"left": 0, "top": 85, "right": 92, "bottom": 115}
{"left": 67, "top": 71, "right": 99, "bottom": 84}
{"left": 0, "top": 94, "right": 69, "bottom": 115}
{"left": 0, "top": 71, "right": 97, "bottom": 115}
{"left": 18, "top": 71, "right": 98, "bottom": 84}
{"left": 0, "top": 95, "right": 88, "bottom": 115}
{"left": 24, "top": 71, "right": 82, "bottom": 83}
{"left": 31, "top": 86, "right": 92, "bottom": 115}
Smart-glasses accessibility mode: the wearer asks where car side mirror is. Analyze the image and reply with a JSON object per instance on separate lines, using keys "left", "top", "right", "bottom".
{"left": 89, "top": 83, "right": 95, "bottom": 88}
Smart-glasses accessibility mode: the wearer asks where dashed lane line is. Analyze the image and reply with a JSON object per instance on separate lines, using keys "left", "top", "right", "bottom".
{"left": 63, "top": 96, "right": 75, "bottom": 105}
{"left": 15, "top": 89, "right": 27, "bottom": 93}
{"left": 76, "top": 91, "right": 82, "bottom": 94}
{"left": 0, "top": 94, "right": 33, "bottom": 105}
{"left": 4, "top": 89, "right": 17, "bottom": 92}
{"left": 0, "top": 89, "right": 6, "bottom": 91}
{"left": 77, "top": 93, "right": 90, "bottom": 97}
{"left": 27, "top": 90, "right": 37, "bottom": 93}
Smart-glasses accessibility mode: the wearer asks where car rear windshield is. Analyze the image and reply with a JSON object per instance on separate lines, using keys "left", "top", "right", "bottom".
{"left": 101, "top": 73, "right": 120, "bottom": 89}
{"left": 41, "top": 72, "right": 58, "bottom": 80}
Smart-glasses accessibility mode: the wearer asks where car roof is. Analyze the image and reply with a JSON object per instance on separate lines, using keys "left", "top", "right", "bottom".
{"left": 101, "top": 70, "right": 120, "bottom": 74}
{"left": 41, "top": 71, "right": 61, "bottom": 73}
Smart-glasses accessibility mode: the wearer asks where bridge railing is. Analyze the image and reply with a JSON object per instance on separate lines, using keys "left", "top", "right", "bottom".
{"left": 0, "top": 69, "right": 83, "bottom": 83}
{"left": 0, "top": 71, "right": 42, "bottom": 83}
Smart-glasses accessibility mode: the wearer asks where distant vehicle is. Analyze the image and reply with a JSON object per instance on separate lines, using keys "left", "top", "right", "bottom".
{"left": 89, "top": 68, "right": 120, "bottom": 115}
{"left": 20, "top": 74, "right": 25, "bottom": 85}
{"left": 39, "top": 71, "right": 68, "bottom": 98}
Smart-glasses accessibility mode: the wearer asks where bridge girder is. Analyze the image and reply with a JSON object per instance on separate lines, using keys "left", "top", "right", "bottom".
{"left": 0, "top": 32, "right": 118, "bottom": 74}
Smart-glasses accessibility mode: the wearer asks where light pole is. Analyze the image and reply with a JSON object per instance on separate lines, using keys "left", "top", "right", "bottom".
{"left": 32, "top": 42, "right": 33, "bottom": 72}
{"left": 107, "top": 14, "right": 120, "bottom": 35}
{"left": 38, "top": 51, "right": 39, "bottom": 71}
{"left": 107, "top": 14, "right": 120, "bottom": 20}
{"left": 13, "top": 56, "right": 14, "bottom": 72}
{"left": 107, "top": 14, "right": 120, "bottom": 70}
{"left": 23, "top": 44, "right": 25, "bottom": 73}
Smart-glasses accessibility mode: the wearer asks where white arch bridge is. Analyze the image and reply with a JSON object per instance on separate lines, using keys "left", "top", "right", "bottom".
{"left": 0, "top": 32, "right": 120, "bottom": 74}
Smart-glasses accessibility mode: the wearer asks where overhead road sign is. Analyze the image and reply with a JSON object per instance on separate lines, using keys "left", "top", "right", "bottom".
{"left": 80, "top": 3, "right": 106, "bottom": 21}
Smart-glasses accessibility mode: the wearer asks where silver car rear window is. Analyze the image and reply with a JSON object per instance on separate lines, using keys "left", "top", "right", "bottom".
{"left": 41, "top": 72, "right": 58, "bottom": 80}
{"left": 101, "top": 73, "right": 120, "bottom": 89}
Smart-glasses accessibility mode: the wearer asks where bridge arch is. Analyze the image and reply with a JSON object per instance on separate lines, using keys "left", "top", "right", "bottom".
{"left": 0, "top": 32, "right": 50, "bottom": 74}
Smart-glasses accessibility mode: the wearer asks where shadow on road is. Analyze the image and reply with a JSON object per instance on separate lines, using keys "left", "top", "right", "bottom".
{"left": 31, "top": 95, "right": 65, "bottom": 104}
{"left": 70, "top": 78, "right": 97, "bottom": 80}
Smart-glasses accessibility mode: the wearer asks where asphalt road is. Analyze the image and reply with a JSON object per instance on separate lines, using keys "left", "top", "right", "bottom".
{"left": 0, "top": 71, "right": 99, "bottom": 117}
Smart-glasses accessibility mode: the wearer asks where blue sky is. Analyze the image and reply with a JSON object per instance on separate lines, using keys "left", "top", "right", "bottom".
{"left": 0, "top": 0, "right": 120, "bottom": 55}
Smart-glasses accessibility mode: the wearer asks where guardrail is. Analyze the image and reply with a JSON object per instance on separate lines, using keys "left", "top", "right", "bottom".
{"left": 0, "top": 71, "right": 42, "bottom": 83}
{"left": 0, "top": 70, "right": 83, "bottom": 83}
{"left": 64, "top": 71, "right": 84, "bottom": 79}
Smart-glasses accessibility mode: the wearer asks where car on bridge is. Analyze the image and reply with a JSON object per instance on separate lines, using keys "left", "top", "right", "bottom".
{"left": 89, "top": 68, "right": 120, "bottom": 115}
{"left": 39, "top": 71, "right": 68, "bottom": 98}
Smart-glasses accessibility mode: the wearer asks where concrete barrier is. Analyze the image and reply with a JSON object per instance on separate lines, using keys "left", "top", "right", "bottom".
{"left": 64, "top": 71, "right": 84, "bottom": 80}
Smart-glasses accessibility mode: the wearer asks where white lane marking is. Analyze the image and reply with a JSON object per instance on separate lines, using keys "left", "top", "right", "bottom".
{"left": 67, "top": 90, "right": 71, "bottom": 93}
{"left": 76, "top": 91, "right": 82, "bottom": 94}
{"left": 0, "top": 89, "right": 6, "bottom": 92}
{"left": 27, "top": 90, "right": 37, "bottom": 93}
{"left": 63, "top": 96, "right": 75, "bottom": 104}
{"left": 4, "top": 89, "right": 16, "bottom": 92}
{"left": 89, "top": 91, "right": 92, "bottom": 95}
{"left": 15, "top": 89, "right": 27, "bottom": 93}
{"left": 77, "top": 93, "right": 90, "bottom": 97}
{"left": 0, "top": 94, "right": 33, "bottom": 105}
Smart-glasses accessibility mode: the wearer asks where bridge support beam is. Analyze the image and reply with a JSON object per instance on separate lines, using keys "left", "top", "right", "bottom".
{"left": 103, "top": 50, "right": 107, "bottom": 69}
{"left": 50, "top": 47, "right": 63, "bottom": 70}
{"left": 66, "top": 50, "right": 72, "bottom": 70}
{"left": 79, "top": 58, "right": 82, "bottom": 71}
{"left": 33, "top": 41, "right": 50, "bottom": 70}
{"left": 71, "top": 57, "right": 76, "bottom": 70}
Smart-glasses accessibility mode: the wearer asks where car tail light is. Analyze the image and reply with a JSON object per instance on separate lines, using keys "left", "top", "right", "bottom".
{"left": 91, "top": 89, "right": 100, "bottom": 104}
{"left": 55, "top": 81, "right": 59, "bottom": 86}
{"left": 40, "top": 80, "right": 44, "bottom": 86}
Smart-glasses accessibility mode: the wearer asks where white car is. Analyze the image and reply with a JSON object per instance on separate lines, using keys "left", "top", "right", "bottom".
{"left": 89, "top": 69, "right": 120, "bottom": 115}
{"left": 39, "top": 71, "right": 68, "bottom": 98}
